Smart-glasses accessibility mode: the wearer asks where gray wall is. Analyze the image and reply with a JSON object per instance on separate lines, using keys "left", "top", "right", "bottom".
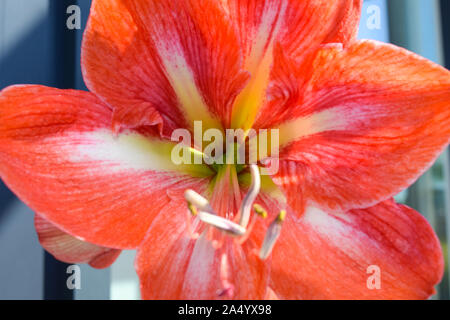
{"left": 0, "top": 0, "right": 110, "bottom": 299}
{"left": 0, "top": 0, "right": 54, "bottom": 299}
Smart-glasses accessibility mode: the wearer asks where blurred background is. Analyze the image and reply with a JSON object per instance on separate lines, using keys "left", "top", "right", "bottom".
{"left": 0, "top": 0, "right": 449, "bottom": 299}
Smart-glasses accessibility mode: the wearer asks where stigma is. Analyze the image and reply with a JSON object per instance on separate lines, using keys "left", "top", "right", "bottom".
{"left": 184, "top": 164, "right": 285, "bottom": 260}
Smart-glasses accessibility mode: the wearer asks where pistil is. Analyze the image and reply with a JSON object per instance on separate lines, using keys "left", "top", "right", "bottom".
{"left": 238, "top": 165, "right": 261, "bottom": 228}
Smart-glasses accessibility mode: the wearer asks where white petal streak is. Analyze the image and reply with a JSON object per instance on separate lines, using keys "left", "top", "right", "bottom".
{"left": 182, "top": 234, "right": 216, "bottom": 296}
{"left": 278, "top": 107, "right": 350, "bottom": 147}
{"left": 155, "top": 40, "right": 220, "bottom": 130}
{"left": 55, "top": 130, "right": 210, "bottom": 176}
{"left": 301, "top": 206, "right": 364, "bottom": 259}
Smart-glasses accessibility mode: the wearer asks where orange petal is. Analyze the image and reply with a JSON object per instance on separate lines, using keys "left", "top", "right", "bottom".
{"left": 224, "top": 0, "right": 360, "bottom": 59}
{"left": 270, "top": 200, "right": 444, "bottom": 299}
{"left": 262, "top": 40, "right": 450, "bottom": 212}
{"left": 323, "top": 0, "right": 363, "bottom": 45}
{"left": 0, "top": 85, "right": 212, "bottom": 249}
{"left": 136, "top": 199, "right": 269, "bottom": 300}
{"left": 82, "top": 0, "right": 249, "bottom": 131}
{"left": 35, "top": 214, "right": 121, "bottom": 269}
{"left": 226, "top": 0, "right": 361, "bottom": 130}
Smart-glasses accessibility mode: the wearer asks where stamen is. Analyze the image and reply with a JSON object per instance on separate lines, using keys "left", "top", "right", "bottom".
{"left": 197, "top": 210, "right": 247, "bottom": 236}
{"left": 259, "top": 210, "right": 286, "bottom": 260}
{"left": 184, "top": 165, "right": 264, "bottom": 241}
{"left": 238, "top": 164, "right": 261, "bottom": 228}
{"left": 184, "top": 189, "right": 214, "bottom": 213}
{"left": 185, "top": 190, "right": 245, "bottom": 236}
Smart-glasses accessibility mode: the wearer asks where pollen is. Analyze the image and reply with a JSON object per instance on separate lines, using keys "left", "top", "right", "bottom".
{"left": 187, "top": 202, "right": 198, "bottom": 216}
{"left": 253, "top": 204, "right": 268, "bottom": 219}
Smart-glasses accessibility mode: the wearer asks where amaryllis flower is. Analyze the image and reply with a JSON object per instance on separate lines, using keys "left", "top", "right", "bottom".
{"left": 0, "top": 0, "right": 449, "bottom": 300}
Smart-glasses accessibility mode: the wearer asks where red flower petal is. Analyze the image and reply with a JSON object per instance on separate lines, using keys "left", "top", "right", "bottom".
{"left": 35, "top": 214, "right": 121, "bottom": 269}
{"left": 262, "top": 40, "right": 450, "bottom": 212}
{"left": 136, "top": 198, "right": 269, "bottom": 300}
{"left": 270, "top": 200, "right": 444, "bottom": 299}
{"left": 323, "top": 0, "right": 363, "bottom": 45}
{"left": 227, "top": 0, "right": 361, "bottom": 130}
{"left": 224, "top": 0, "right": 361, "bottom": 58}
{"left": 0, "top": 85, "right": 212, "bottom": 248}
{"left": 82, "top": 0, "right": 249, "bottom": 131}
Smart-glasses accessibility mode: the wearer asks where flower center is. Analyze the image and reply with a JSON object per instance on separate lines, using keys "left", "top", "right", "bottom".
{"left": 184, "top": 164, "right": 286, "bottom": 260}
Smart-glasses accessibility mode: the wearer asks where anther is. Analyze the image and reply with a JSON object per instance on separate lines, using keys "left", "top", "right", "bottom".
{"left": 259, "top": 210, "right": 286, "bottom": 260}
{"left": 277, "top": 209, "right": 286, "bottom": 222}
{"left": 187, "top": 202, "right": 198, "bottom": 216}
{"left": 238, "top": 164, "right": 261, "bottom": 228}
{"left": 253, "top": 204, "right": 267, "bottom": 219}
